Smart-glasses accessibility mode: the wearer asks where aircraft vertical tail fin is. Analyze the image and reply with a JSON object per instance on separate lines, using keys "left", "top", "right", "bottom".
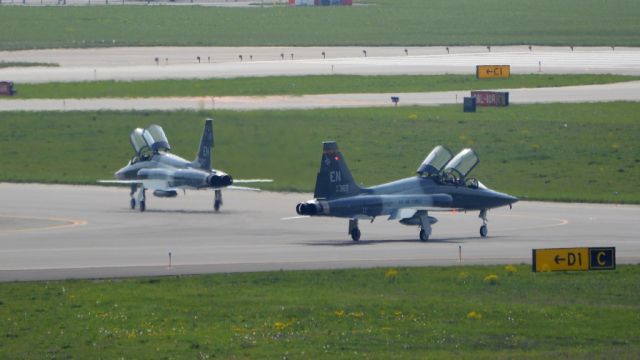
{"left": 313, "top": 141, "right": 364, "bottom": 199}
{"left": 192, "top": 118, "right": 213, "bottom": 171}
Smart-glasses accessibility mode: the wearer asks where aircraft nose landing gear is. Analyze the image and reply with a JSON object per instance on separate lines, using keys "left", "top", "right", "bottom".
{"left": 349, "top": 219, "right": 361, "bottom": 241}
{"left": 479, "top": 209, "right": 488, "bottom": 237}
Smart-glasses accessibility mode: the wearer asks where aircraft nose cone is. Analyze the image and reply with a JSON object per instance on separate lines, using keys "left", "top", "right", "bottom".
{"left": 501, "top": 193, "right": 519, "bottom": 206}
{"left": 115, "top": 168, "right": 126, "bottom": 180}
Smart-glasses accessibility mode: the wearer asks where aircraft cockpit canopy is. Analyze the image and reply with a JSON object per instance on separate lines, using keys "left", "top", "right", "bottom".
{"left": 417, "top": 145, "right": 453, "bottom": 176}
{"left": 444, "top": 148, "right": 479, "bottom": 180}
{"left": 129, "top": 128, "right": 148, "bottom": 155}
{"left": 142, "top": 124, "right": 171, "bottom": 152}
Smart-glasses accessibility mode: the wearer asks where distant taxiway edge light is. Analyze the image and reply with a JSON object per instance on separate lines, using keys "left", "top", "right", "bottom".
{"left": 296, "top": 142, "right": 518, "bottom": 241}
{"left": 99, "top": 118, "right": 272, "bottom": 212}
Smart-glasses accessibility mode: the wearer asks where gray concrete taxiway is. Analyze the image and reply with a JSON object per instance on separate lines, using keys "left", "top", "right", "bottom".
{"left": 2, "top": 81, "right": 640, "bottom": 112}
{"left": 2, "top": 46, "right": 640, "bottom": 84}
{"left": 1, "top": 183, "right": 638, "bottom": 281}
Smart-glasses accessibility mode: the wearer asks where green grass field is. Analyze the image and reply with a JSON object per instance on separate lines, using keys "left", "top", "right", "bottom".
{"left": 0, "top": 103, "right": 638, "bottom": 203}
{"left": 1, "top": 0, "right": 639, "bottom": 50}
{"left": 8, "top": 74, "right": 639, "bottom": 99}
{"left": 1, "top": 265, "right": 638, "bottom": 358}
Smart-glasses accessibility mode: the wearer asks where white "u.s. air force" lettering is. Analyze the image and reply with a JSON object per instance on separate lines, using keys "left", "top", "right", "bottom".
{"left": 329, "top": 171, "right": 342, "bottom": 183}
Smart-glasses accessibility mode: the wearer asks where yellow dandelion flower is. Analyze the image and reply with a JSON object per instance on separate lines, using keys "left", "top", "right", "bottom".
{"left": 334, "top": 310, "right": 345, "bottom": 317}
{"left": 467, "top": 311, "right": 482, "bottom": 320}
{"left": 484, "top": 274, "right": 499, "bottom": 285}
{"left": 385, "top": 268, "right": 398, "bottom": 282}
{"left": 274, "top": 322, "right": 286, "bottom": 331}
{"left": 505, "top": 264, "right": 517, "bottom": 275}
{"left": 350, "top": 311, "right": 364, "bottom": 318}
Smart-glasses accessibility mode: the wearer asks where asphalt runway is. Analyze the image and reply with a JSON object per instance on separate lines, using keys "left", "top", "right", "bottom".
{"left": 2, "top": 46, "right": 640, "bottom": 83}
{"left": 1, "top": 183, "right": 638, "bottom": 281}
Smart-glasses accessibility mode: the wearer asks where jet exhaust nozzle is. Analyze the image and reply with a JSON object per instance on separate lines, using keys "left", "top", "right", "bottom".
{"left": 153, "top": 189, "right": 178, "bottom": 198}
{"left": 296, "top": 202, "right": 319, "bottom": 216}
{"left": 207, "top": 174, "right": 233, "bottom": 188}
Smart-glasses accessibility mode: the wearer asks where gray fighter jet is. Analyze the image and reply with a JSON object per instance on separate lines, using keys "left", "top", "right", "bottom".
{"left": 295, "top": 142, "right": 517, "bottom": 241}
{"left": 100, "top": 118, "right": 271, "bottom": 212}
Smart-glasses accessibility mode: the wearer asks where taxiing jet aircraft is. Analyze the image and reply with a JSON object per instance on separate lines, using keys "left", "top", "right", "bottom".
{"left": 296, "top": 142, "right": 518, "bottom": 241}
{"left": 100, "top": 118, "right": 271, "bottom": 212}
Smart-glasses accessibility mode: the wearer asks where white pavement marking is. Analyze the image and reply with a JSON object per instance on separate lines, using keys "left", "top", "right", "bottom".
{"left": 1, "top": 183, "right": 638, "bottom": 281}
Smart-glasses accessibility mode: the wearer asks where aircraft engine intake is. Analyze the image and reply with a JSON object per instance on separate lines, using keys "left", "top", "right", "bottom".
{"left": 207, "top": 174, "right": 233, "bottom": 188}
{"left": 153, "top": 189, "right": 178, "bottom": 198}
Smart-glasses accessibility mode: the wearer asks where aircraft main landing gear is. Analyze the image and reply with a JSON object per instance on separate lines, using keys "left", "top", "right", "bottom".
{"left": 349, "top": 219, "right": 361, "bottom": 241}
{"left": 419, "top": 228, "right": 430, "bottom": 242}
{"left": 137, "top": 188, "right": 146, "bottom": 212}
{"left": 129, "top": 184, "right": 138, "bottom": 210}
{"left": 214, "top": 190, "right": 222, "bottom": 212}
{"left": 479, "top": 209, "right": 488, "bottom": 237}
{"left": 418, "top": 211, "right": 432, "bottom": 242}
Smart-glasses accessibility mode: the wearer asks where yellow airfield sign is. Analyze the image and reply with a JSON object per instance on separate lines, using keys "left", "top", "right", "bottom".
{"left": 532, "top": 247, "right": 616, "bottom": 272}
{"left": 476, "top": 65, "right": 510, "bottom": 79}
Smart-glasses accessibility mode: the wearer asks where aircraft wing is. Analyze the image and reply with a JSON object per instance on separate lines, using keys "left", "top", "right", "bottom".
{"left": 98, "top": 179, "right": 171, "bottom": 190}
{"left": 386, "top": 194, "right": 453, "bottom": 220}
{"left": 98, "top": 180, "right": 142, "bottom": 184}
{"left": 388, "top": 208, "right": 420, "bottom": 220}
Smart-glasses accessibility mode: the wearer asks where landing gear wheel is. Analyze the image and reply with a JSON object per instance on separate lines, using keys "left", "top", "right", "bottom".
{"left": 130, "top": 198, "right": 136, "bottom": 210}
{"left": 214, "top": 190, "right": 222, "bottom": 212}
{"left": 350, "top": 228, "right": 361, "bottom": 241}
{"left": 480, "top": 224, "right": 488, "bottom": 237}
{"left": 139, "top": 200, "right": 146, "bottom": 212}
{"left": 419, "top": 228, "right": 429, "bottom": 242}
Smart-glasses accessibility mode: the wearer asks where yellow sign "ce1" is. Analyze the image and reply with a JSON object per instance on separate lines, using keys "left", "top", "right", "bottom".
{"left": 476, "top": 65, "right": 511, "bottom": 79}
{"left": 532, "top": 247, "right": 616, "bottom": 272}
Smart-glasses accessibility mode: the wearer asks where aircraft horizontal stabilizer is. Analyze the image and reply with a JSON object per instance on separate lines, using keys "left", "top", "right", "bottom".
{"left": 226, "top": 185, "right": 262, "bottom": 191}
{"left": 281, "top": 215, "right": 311, "bottom": 220}
{"left": 232, "top": 179, "right": 273, "bottom": 183}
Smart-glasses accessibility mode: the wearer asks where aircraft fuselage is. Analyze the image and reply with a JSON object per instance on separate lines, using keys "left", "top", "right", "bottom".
{"left": 298, "top": 176, "right": 517, "bottom": 219}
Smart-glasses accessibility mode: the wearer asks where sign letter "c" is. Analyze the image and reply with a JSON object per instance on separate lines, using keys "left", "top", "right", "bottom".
{"left": 597, "top": 251, "right": 606, "bottom": 266}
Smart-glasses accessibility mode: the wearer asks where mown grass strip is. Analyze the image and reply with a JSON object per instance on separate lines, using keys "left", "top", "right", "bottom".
{"left": 1, "top": 0, "right": 639, "bottom": 50}
{"left": 8, "top": 74, "right": 639, "bottom": 99}
{"left": 0, "top": 61, "right": 59, "bottom": 69}
{"left": 0, "top": 103, "right": 638, "bottom": 203}
{"left": 0, "top": 265, "right": 638, "bottom": 358}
